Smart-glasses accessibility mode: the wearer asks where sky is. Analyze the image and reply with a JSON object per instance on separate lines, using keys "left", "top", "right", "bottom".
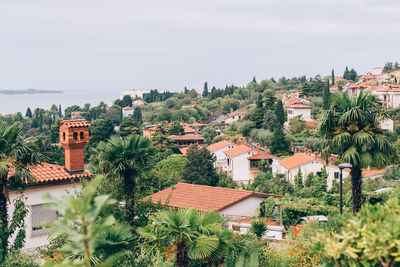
{"left": 1, "top": 0, "right": 399, "bottom": 92}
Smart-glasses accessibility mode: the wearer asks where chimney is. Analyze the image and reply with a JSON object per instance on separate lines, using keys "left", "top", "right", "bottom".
{"left": 59, "top": 119, "right": 90, "bottom": 173}
{"left": 230, "top": 108, "right": 233, "bottom": 113}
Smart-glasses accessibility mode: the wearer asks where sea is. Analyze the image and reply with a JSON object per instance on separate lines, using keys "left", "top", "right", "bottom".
{"left": 0, "top": 89, "right": 123, "bottom": 115}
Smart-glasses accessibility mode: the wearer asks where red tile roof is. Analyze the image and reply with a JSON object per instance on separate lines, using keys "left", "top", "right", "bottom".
{"left": 285, "top": 103, "right": 312, "bottom": 108}
{"left": 59, "top": 119, "right": 90, "bottom": 128}
{"left": 362, "top": 168, "right": 385, "bottom": 177}
{"left": 179, "top": 147, "right": 189, "bottom": 155}
{"left": 225, "top": 109, "right": 247, "bottom": 119}
{"left": 143, "top": 182, "right": 282, "bottom": 211}
{"left": 224, "top": 145, "right": 251, "bottom": 158}
{"left": 168, "top": 134, "right": 204, "bottom": 141}
{"left": 207, "top": 140, "right": 235, "bottom": 151}
{"left": 278, "top": 153, "right": 315, "bottom": 170}
{"left": 247, "top": 153, "right": 272, "bottom": 160}
{"left": 122, "top": 106, "right": 135, "bottom": 110}
{"left": 9, "top": 162, "right": 92, "bottom": 184}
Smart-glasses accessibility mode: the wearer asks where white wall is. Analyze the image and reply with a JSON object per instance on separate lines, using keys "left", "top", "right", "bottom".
{"left": 287, "top": 108, "right": 312, "bottom": 122}
{"left": 231, "top": 152, "right": 254, "bottom": 184}
{"left": 122, "top": 109, "right": 134, "bottom": 118}
{"left": 8, "top": 182, "right": 83, "bottom": 251}
{"left": 274, "top": 161, "right": 350, "bottom": 189}
{"left": 220, "top": 196, "right": 265, "bottom": 217}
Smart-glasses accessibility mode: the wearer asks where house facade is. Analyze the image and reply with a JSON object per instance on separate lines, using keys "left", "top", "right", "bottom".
{"left": 8, "top": 119, "right": 92, "bottom": 251}
{"left": 224, "top": 109, "right": 247, "bottom": 124}
{"left": 285, "top": 103, "right": 312, "bottom": 122}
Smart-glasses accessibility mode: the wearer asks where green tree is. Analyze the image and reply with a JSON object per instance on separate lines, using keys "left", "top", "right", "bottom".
{"left": 294, "top": 169, "right": 303, "bottom": 189}
{"left": 249, "top": 220, "right": 267, "bottom": 244}
{"left": 89, "top": 135, "right": 156, "bottom": 226}
{"left": 322, "top": 80, "right": 330, "bottom": 110}
{"left": 183, "top": 145, "right": 219, "bottom": 186}
{"left": 263, "top": 110, "right": 277, "bottom": 131}
{"left": 25, "top": 107, "right": 32, "bottom": 118}
{"left": 274, "top": 100, "right": 285, "bottom": 126}
{"left": 102, "top": 105, "right": 122, "bottom": 125}
{"left": 343, "top": 66, "right": 350, "bottom": 80}
{"left": 138, "top": 208, "right": 232, "bottom": 267}
{"left": 89, "top": 119, "right": 114, "bottom": 147}
{"left": 269, "top": 124, "right": 290, "bottom": 155}
{"left": 168, "top": 121, "right": 184, "bottom": 135}
{"left": 331, "top": 69, "right": 335, "bottom": 86}
{"left": 58, "top": 104, "right": 62, "bottom": 117}
{"left": 153, "top": 154, "right": 188, "bottom": 190}
{"left": 133, "top": 107, "right": 143, "bottom": 125}
{"left": 0, "top": 122, "right": 44, "bottom": 262}
{"left": 119, "top": 117, "right": 142, "bottom": 137}
{"left": 42, "top": 176, "right": 131, "bottom": 267}
{"left": 264, "top": 90, "right": 276, "bottom": 109}
{"left": 319, "top": 91, "right": 395, "bottom": 213}
{"left": 202, "top": 82, "right": 209, "bottom": 97}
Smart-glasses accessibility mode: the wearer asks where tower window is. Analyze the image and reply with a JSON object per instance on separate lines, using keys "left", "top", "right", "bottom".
{"left": 63, "top": 132, "right": 66, "bottom": 140}
{"left": 80, "top": 132, "right": 84, "bottom": 139}
{"left": 73, "top": 132, "right": 78, "bottom": 140}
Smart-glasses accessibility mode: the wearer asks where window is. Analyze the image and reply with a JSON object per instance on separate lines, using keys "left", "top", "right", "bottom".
{"left": 31, "top": 204, "right": 59, "bottom": 236}
{"left": 63, "top": 132, "right": 66, "bottom": 140}
{"left": 227, "top": 158, "right": 230, "bottom": 166}
{"left": 334, "top": 172, "right": 339, "bottom": 179}
{"left": 250, "top": 160, "right": 259, "bottom": 169}
{"left": 73, "top": 132, "right": 78, "bottom": 140}
{"left": 288, "top": 110, "right": 293, "bottom": 114}
{"left": 80, "top": 132, "right": 84, "bottom": 140}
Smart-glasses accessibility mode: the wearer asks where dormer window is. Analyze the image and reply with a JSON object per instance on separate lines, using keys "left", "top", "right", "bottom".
{"left": 73, "top": 132, "right": 78, "bottom": 140}
{"left": 80, "top": 132, "right": 84, "bottom": 140}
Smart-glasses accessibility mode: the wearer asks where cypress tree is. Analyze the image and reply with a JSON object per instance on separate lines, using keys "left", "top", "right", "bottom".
{"left": 202, "top": 82, "right": 209, "bottom": 97}
{"left": 58, "top": 104, "right": 62, "bottom": 117}
{"left": 274, "top": 100, "right": 285, "bottom": 126}
{"left": 331, "top": 69, "right": 335, "bottom": 85}
{"left": 184, "top": 86, "right": 188, "bottom": 94}
{"left": 25, "top": 107, "right": 32, "bottom": 118}
{"left": 269, "top": 124, "right": 290, "bottom": 155}
{"left": 343, "top": 66, "right": 350, "bottom": 80}
{"left": 322, "top": 80, "right": 330, "bottom": 110}
{"left": 294, "top": 169, "right": 303, "bottom": 189}
{"left": 133, "top": 107, "right": 143, "bottom": 125}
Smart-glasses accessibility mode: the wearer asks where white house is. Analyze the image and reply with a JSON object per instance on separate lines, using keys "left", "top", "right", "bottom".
{"left": 8, "top": 119, "right": 92, "bottom": 251}
{"left": 122, "top": 106, "right": 135, "bottom": 118}
{"left": 272, "top": 152, "right": 350, "bottom": 189}
{"left": 143, "top": 182, "right": 282, "bottom": 218}
{"left": 285, "top": 103, "right": 312, "bottom": 122}
{"left": 133, "top": 99, "right": 146, "bottom": 106}
{"left": 224, "top": 145, "right": 280, "bottom": 185}
{"left": 207, "top": 140, "right": 236, "bottom": 170}
{"left": 224, "top": 109, "right": 247, "bottom": 124}
{"left": 120, "top": 89, "right": 145, "bottom": 100}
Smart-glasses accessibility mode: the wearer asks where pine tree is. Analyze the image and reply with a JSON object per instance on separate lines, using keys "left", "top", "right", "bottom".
{"left": 274, "top": 100, "right": 285, "bottom": 126}
{"left": 343, "top": 66, "right": 350, "bottom": 80}
{"left": 252, "top": 76, "right": 257, "bottom": 83}
{"left": 264, "top": 91, "right": 276, "bottom": 109}
{"left": 349, "top": 68, "right": 358, "bottom": 82}
{"left": 202, "top": 82, "right": 209, "bottom": 97}
{"left": 25, "top": 107, "right": 32, "bottom": 118}
{"left": 184, "top": 86, "right": 188, "bottom": 94}
{"left": 182, "top": 145, "right": 219, "bottom": 186}
{"left": 256, "top": 94, "right": 263, "bottom": 108}
{"left": 294, "top": 169, "right": 303, "bottom": 189}
{"left": 269, "top": 124, "right": 290, "bottom": 155}
{"left": 331, "top": 69, "right": 335, "bottom": 85}
{"left": 322, "top": 80, "right": 330, "bottom": 110}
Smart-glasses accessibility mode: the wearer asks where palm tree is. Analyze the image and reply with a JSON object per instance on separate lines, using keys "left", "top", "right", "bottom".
{"left": 249, "top": 220, "right": 268, "bottom": 245}
{"left": 0, "top": 122, "right": 44, "bottom": 261}
{"left": 89, "top": 135, "right": 156, "bottom": 226}
{"left": 319, "top": 91, "right": 395, "bottom": 213}
{"left": 137, "top": 208, "right": 231, "bottom": 267}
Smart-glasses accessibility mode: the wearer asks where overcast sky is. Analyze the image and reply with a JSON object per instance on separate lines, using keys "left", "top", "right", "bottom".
{"left": 1, "top": 0, "right": 399, "bottom": 92}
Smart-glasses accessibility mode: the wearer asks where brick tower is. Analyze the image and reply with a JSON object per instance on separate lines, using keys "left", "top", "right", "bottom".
{"left": 59, "top": 119, "right": 90, "bottom": 173}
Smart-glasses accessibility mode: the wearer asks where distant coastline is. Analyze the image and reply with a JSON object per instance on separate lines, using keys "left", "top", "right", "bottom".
{"left": 0, "top": 89, "right": 63, "bottom": 95}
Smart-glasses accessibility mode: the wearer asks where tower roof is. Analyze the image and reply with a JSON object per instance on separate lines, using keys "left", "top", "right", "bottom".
{"left": 59, "top": 119, "right": 90, "bottom": 128}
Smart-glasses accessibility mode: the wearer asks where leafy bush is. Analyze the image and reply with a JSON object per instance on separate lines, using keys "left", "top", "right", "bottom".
{"left": 3, "top": 252, "right": 39, "bottom": 267}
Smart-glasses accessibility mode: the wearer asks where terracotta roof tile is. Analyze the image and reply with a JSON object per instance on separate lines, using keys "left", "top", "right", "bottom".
{"left": 247, "top": 153, "right": 272, "bottom": 160}
{"left": 168, "top": 134, "right": 204, "bottom": 141}
{"left": 143, "top": 183, "right": 282, "bottom": 211}
{"left": 59, "top": 119, "right": 90, "bottom": 128}
{"left": 179, "top": 147, "right": 189, "bottom": 155}
{"left": 362, "top": 168, "right": 385, "bottom": 177}
{"left": 225, "top": 109, "right": 247, "bottom": 119}
{"left": 224, "top": 145, "right": 251, "bottom": 158}
{"left": 285, "top": 103, "right": 312, "bottom": 108}
{"left": 278, "top": 153, "right": 315, "bottom": 170}
{"left": 207, "top": 140, "right": 235, "bottom": 151}
{"left": 8, "top": 162, "right": 92, "bottom": 184}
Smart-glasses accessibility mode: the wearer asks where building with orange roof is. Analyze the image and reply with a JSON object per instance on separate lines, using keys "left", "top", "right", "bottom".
{"left": 207, "top": 140, "right": 236, "bottom": 168}
{"left": 224, "top": 109, "right": 247, "bottom": 124}
{"left": 143, "top": 182, "right": 282, "bottom": 217}
{"left": 362, "top": 168, "right": 386, "bottom": 179}
{"left": 168, "top": 134, "right": 204, "bottom": 147}
{"left": 285, "top": 103, "right": 312, "bottom": 122}
{"left": 272, "top": 151, "right": 350, "bottom": 189}
{"left": 9, "top": 119, "right": 93, "bottom": 251}
{"left": 221, "top": 144, "right": 280, "bottom": 185}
